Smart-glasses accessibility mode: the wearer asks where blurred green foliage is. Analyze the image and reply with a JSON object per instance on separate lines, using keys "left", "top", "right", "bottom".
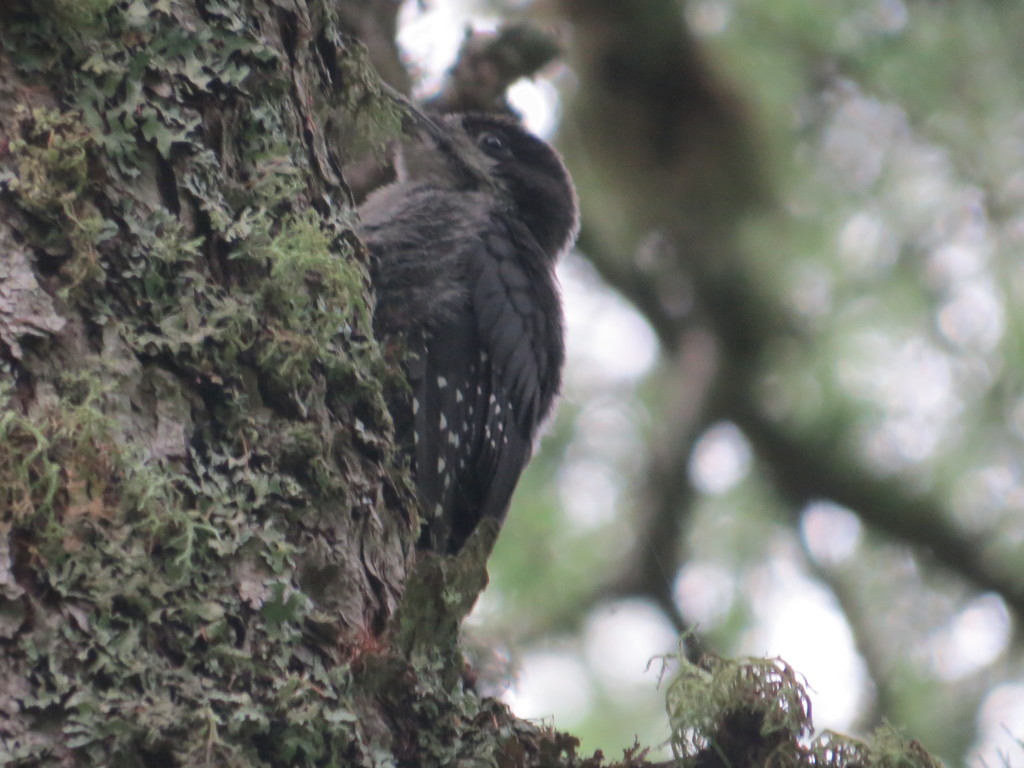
{"left": 469, "top": 1, "right": 1024, "bottom": 765}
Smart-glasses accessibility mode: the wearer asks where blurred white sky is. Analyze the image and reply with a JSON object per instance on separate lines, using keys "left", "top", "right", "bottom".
{"left": 393, "top": 3, "right": 1022, "bottom": 764}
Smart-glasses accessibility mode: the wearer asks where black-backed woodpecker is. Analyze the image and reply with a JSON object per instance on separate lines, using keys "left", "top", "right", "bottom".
{"left": 360, "top": 112, "right": 578, "bottom": 553}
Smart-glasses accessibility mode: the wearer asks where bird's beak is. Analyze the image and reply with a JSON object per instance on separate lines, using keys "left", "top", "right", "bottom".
{"left": 378, "top": 80, "right": 450, "bottom": 148}
{"left": 405, "top": 104, "right": 448, "bottom": 145}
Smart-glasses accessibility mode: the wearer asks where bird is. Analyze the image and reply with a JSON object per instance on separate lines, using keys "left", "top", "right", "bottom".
{"left": 359, "top": 111, "right": 578, "bottom": 554}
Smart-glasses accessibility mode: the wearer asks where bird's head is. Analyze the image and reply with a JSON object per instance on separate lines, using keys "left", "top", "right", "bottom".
{"left": 397, "top": 112, "right": 579, "bottom": 261}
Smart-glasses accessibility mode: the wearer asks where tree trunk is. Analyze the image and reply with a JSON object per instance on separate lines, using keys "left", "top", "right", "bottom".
{"left": 0, "top": 2, "right": 553, "bottom": 764}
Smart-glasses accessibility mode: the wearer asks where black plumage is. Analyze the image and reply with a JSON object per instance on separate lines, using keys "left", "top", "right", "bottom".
{"left": 360, "top": 112, "right": 578, "bottom": 553}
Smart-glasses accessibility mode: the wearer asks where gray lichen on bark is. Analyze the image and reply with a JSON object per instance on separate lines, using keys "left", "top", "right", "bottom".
{"left": 0, "top": 1, "right": 502, "bottom": 764}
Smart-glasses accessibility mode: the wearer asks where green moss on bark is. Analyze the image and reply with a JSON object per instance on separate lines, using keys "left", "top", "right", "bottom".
{"left": 0, "top": 1, "right": 429, "bottom": 765}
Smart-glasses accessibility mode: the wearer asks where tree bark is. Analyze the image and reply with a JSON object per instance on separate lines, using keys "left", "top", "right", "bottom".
{"left": 0, "top": 2, "right": 534, "bottom": 764}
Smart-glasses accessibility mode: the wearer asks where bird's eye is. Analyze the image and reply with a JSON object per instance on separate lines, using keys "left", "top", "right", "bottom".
{"left": 479, "top": 132, "right": 509, "bottom": 157}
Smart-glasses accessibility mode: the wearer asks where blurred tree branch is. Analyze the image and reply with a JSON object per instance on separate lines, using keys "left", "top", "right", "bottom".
{"left": 427, "top": 22, "right": 562, "bottom": 113}
{"left": 735, "top": 403, "right": 1024, "bottom": 628}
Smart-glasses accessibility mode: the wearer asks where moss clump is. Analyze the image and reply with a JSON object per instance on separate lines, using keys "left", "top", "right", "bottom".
{"left": 666, "top": 654, "right": 945, "bottom": 768}
{"left": 809, "top": 727, "right": 945, "bottom": 768}
{"left": 258, "top": 210, "right": 372, "bottom": 391}
{"left": 667, "top": 654, "right": 811, "bottom": 766}
{"left": 0, "top": 378, "right": 113, "bottom": 528}
{"left": 0, "top": 397, "right": 62, "bottom": 522}
{"left": 1, "top": 105, "right": 115, "bottom": 288}
{"left": 4, "top": 106, "right": 91, "bottom": 218}
{"left": 0, "top": 374, "right": 177, "bottom": 561}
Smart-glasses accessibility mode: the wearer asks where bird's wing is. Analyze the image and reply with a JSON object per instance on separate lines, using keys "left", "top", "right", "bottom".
{"left": 472, "top": 221, "right": 564, "bottom": 435}
{"left": 412, "top": 220, "right": 562, "bottom": 552}
{"left": 463, "top": 221, "right": 564, "bottom": 534}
